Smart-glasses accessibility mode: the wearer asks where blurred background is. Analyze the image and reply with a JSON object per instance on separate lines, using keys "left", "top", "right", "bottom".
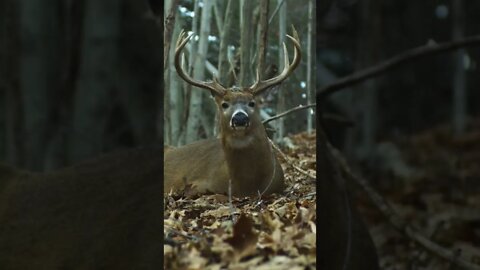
{"left": 0, "top": 0, "right": 162, "bottom": 171}
{"left": 318, "top": 1, "right": 480, "bottom": 267}
{"left": 318, "top": 0, "right": 479, "bottom": 159}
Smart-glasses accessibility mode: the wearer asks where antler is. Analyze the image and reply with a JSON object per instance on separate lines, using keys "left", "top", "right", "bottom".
{"left": 174, "top": 30, "right": 226, "bottom": 96}
{"left": 248, "top": 26, "right": 302, "bottom": 96}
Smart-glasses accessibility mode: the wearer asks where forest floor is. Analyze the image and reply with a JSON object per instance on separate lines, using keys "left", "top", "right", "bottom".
{"left": 164, "top": 122, "right": 480, "bottom": 269}
{"left": 164, "top": 132, "right": 317, "bottom": 270}
{"left": 356, "top": 120, "right": 480, "bottom": 269}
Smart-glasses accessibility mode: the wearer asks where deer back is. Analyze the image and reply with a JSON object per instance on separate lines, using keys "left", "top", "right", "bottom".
{"left": 164, "top": 138, "right": 229, "bottom": 194}
{"left": 0, "top": 147, "right": 162, "bottom": 269}
{"left": 164, "top": 134, "right": 285, "bottom": 197}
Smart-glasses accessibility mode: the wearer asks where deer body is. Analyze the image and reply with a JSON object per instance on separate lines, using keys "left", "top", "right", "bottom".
{"left": 0, "top": 148, "right": 162, "bottom": 269}
{"left": 164, "top": 119, "right": 284, "bottom": 197}
{"left": 164, "top": 28, "right": 301, "bottom": 196}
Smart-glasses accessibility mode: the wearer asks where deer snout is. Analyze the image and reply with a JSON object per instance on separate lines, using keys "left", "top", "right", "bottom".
{"left": 230, "top": 110, "right": 249, "bottom": 129}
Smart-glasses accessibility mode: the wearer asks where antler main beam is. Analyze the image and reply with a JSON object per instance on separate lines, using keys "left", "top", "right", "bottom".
{"left": 174, "top": 30, "right": 226, "bottom": 96}
{"left": 248, "top": 26, "right": 302, "bottom": 96}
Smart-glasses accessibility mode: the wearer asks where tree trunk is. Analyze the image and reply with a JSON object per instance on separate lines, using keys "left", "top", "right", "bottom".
{"left": 239, "top": 0, "right": 254, "bottom": 86}
{"left": 317, "top": 115, "right": 380, "bottom": 269}
{"left": 168, "top": 20, "right": 184, "bottom": 145}
{"left": 212, "top": 0, "right": 224, "bottom": 33}
{"left": 452, "top": 0, "right": 466, "bottom": 136}
{"left": 1, "top": 0, "right": 22, "bottom": 167}
{"left": 306, "top": 0, "right": 315, "bottom": 134}
{"left": 257, "top": 0, "right": 269, "bottom": 80}
{"left": 163, "top": 0, "right": 180, "bottom": 71}
{"left": 217, "top": 0, "right": 236, "bottom": 86}
{"left": 275, "top": 0, "right": 287, "bottom": 140}
{"left": 19, "top": 0, "right": 61, "bottom": 171}
{"left": 118, "top": 0, "right": 161, "bottom": 148}
{"left": 346, "top": 0, "right": 381, "bottom": 159}
{"left": 178, "top": 0, "right": 199, "bottom": 145}
{"left": 70, "top": 0, "right": 121, "bottom": 162}
{"left": 185, "top": 0, "right": 213, "bottom": 143}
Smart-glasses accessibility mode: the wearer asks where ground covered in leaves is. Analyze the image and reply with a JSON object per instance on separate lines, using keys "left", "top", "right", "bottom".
{"left": 164, "top": 132, "right": 316, "bottom": 269}
{"left": 356, "top": 121, "right": 480, "bottom": 269}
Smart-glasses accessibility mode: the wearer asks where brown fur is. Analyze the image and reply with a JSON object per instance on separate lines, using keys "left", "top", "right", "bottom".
{"left": 164, "top": 91, "right": 284, "bottom": 197}
{"left": 0, "top": 147, "right": 162, "bottom": 269}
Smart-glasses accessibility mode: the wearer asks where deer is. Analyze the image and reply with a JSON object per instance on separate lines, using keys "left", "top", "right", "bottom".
{"left": 0, "top": 148, "right": 162, "bottom": 269}
{"left": 164, "top": 28, "right": 301, "bottom": 197}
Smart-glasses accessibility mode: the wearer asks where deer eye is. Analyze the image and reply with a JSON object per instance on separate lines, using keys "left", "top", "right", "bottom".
{"left": 221, "top": 102, "right": 229, "bottom": 109}
{"left": 248, "top": 101, "right": 255, "bottom": 107}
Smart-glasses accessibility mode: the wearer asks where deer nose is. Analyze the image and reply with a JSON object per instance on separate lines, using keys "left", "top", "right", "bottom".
{"left": 230, "top": 110, "right": 249, "bottom": 128}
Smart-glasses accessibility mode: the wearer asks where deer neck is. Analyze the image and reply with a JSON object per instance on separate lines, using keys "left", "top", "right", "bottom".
{"left": 221, "top": 126, "right": 274, "bottom": 195}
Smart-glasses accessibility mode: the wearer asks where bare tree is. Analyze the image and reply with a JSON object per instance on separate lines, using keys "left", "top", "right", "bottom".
{"left": 345, "top": 0, "right": 382, "bottom": 159}
{"left": 306, "top": 0, "right": 315, "bottom": 133}
{"left": 239, "top": 0, "right": 254, "bottom": 86}
{"left": 275, "top": 0, "right": 287, "bottom": 140}
{"left": 217, "top": 0, "right": 236, "bottom": 85}
{"left": 1, "top": 0, "right": 23, "bottom": 167}
{"left": 167, "top": 19, "right": 184, "bottom": 145}
{"left": 185, "top": 0, "right": 213, "bottom": 143}
{"left": 19, "top": 0, "right": 62, "bottom": 170}
{"left": 70, "top": 0, "right": 121, "bottom": 163}
{"left": 452, "top": 0, "right": 467, "bottom": 136}
{"left": 257, "top": 0, "right": 269, "bottom": 80}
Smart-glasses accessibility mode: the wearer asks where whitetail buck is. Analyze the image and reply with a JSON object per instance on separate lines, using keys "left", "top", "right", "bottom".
{"left": 0, "top": 148, "right": 162, "bottom": 269}
{"left": 164, "top": 28, "right": 301, "bottom": 197}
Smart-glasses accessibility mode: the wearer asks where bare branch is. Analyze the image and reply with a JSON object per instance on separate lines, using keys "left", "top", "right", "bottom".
{"left": 263, "top": 103, "right": 316, "bottom": 125}
{"left": 330, "top": 145, "right": 480, "bottom": 270}
{"left": 317, "top": 35, "right": 480, "bottom": 100}
{"left": 262, "top": 103, "right": 354, "bottom": 127}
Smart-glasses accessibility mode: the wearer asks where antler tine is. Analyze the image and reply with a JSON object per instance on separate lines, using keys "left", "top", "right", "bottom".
{"left": 174, "top": 29, "right": 226, "bottom": 96}
{"left": 248, "top": 25, "right": 302, "bottom": 96}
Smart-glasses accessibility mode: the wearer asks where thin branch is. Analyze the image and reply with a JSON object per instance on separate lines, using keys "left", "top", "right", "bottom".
{"left": 268, "top": 138, "right": 316, "bottom": 180}
{"left": 322, "top": 113, "right": 355, "bottom": 127}
{"left": 329, "top": 145, "right": 480, "bottom": 270}
{"left": 165, "top": 228, "right": 199, "bottom": 242}
{"left": 262, "top": 103, "right": 354, "bottom": 126}
{"left": 263, "top": 103, "right": 316, "bottom": 125}
{"left": 317, "top": 35, "right": 480, "bottom": 100}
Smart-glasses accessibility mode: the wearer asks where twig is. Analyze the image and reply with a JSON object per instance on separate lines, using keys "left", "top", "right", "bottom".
{"left": 329, "top": 145, "right": 480, "bottom": 270}
{"left": 263, "top": 103, "right": 316, "bottom": 125}
{"left": 322, "top": 113, "right": 355, "bottom": 126}
{"left": 317, "top": 35, "right": 480, "bottom": 100}
{"left": 165, "top": 228, "right": 199, "bottom": 242}
{"left": 228, "top": 177, "right": 236, "bottom": 223}
{"left": 263, "top": 103, "right": 354, "bottom": 127}
{"left": 410, "top": 220, "right": 446, "bottom": 268}
{"left": 268, "top": 138, "right": 316, "bottom": 180}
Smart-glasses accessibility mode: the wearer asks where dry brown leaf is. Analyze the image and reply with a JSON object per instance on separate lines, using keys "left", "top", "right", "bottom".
{"left": 225, "top": 213, "right": 259, "bottom": 262}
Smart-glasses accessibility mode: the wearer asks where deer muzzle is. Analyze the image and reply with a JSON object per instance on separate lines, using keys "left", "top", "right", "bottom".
{"left": 230, "top": 109, "right": 249, "bottom": 130}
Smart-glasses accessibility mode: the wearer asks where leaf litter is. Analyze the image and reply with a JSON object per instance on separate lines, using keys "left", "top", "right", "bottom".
{"left": 164, "top": 131, "right": 316, "bottom": 269}
{"left": 357, "top": 121, "right": 480, "bottom": 269}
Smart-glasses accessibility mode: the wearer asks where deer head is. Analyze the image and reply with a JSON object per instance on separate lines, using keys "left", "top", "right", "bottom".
{"left": 174, "top": 27, "right": 301, "bottom": 148}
